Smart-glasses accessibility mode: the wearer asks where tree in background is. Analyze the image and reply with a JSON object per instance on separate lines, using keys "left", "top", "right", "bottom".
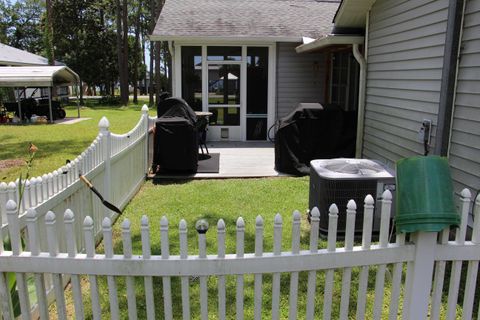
{"left": 0, "top": 0, "right": 44, "bottom": 55}
{"left": 0, "top": 1, "right": 10, "bottom": 44}
{"left": 115, "top": 0, "right": 129, "bottom": 105}
{"left": 148, "top": 0, "right": 156, "bottom": 107}
{"left": 44, "top": 0, "right": 54, "bottom": 65}
{"left": 51, "top": 0, "right": 107, "bottom": 103}
{"left": 0, "top": 0, "right": 166, "bottom": 105}
{"left": 131, "top": 0, "right": 143, "bottom": 104}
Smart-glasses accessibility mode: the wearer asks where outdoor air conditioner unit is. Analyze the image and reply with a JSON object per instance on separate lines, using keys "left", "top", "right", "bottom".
{"left": 309, "top": 158, "right": 395, "bottom": 239}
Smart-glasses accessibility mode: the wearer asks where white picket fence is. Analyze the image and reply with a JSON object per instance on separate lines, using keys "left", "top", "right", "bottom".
{"left": 0, "top": 106, "right": 151, "bottom": 247}
{"left": 0, "top": 189, "right": 478, "bottom": 319}
{"left": 0, "top": 106, "right": 154, "bottom": 318}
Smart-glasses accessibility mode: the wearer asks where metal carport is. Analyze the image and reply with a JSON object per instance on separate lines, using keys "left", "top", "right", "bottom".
{"left": 0, "top": 66, "right": 80, "bottom": 123}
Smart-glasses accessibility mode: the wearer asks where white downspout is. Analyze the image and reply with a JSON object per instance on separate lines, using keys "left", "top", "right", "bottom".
{"left": 352, "top": 11, "right": 369, "bottom": 158}
{"left": 353, "top": 43, "right": 366, "bottom": 158}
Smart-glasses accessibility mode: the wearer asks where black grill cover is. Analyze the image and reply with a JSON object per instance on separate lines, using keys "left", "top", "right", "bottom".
{"left": 274, "top": 104, "right": 356, "bottom": 176}
{"left": 157, "top": 97, "right": 197, "bottom": 123}
{"left": 153, "top": 98, "right": 198, "bottom": 172}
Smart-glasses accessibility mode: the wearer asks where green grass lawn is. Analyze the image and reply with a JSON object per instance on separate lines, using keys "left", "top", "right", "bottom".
{"left": 0, "top": 100, "right": 154, "bottom": 183}
{"left": 1, "top": 102, "right": 461, "bottom": 319}
{"left": 49, "top": 178, "right": 427, "bottom": 319}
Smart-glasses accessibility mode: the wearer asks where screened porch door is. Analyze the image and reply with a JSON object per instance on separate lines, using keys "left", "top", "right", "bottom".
{"left": 245, "top": 47, "right": 269, "bottom": 140}
{"left": 207, "top": 61, "right": 242, "bottom": 140}
{"left": 177, "top": 45, "right": 273, "bottom": 141}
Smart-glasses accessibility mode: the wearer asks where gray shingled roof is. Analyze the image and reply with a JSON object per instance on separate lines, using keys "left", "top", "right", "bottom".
{"left": 0, "top": 43, "right": 49, "bottom": 66}
{"left": 151, "top": 0, "right": 340, "bottom": 42}
{"left": 0, "top": 43, "right": 64, "bottom": 66}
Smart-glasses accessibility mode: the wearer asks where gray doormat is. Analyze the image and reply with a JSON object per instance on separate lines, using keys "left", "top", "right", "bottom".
{"left": 197, "top": 153, "right": 220, "bottom": 173}
{"left": 151, "top": 153, "right": 220, "bottom": 179}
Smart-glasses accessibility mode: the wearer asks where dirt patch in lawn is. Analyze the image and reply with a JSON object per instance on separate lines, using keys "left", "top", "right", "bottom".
{"left": 0, "top": 159, "right": 25, "bottom": 170}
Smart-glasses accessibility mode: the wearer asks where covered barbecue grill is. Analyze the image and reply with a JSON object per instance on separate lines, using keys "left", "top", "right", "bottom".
{"left": 152, "top": 97, "right": 198, "bottom": 172}
{"left": 274, "top": 103, "right": 357, "bottom": 176}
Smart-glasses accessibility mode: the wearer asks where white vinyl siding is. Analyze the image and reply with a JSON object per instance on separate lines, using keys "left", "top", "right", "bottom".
{"left": 449, "top": 0, "right": 480, "bottom": 196}
{"left": 362, "top": 0, "right": 449, "bottom": 168}
{"left": 276, "top": 42, "right": 325, "bottom": 119}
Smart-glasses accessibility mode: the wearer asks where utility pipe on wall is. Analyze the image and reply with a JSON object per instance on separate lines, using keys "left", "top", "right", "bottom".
{"left": 352, "top": 43, "right": 366, "bottom": 158}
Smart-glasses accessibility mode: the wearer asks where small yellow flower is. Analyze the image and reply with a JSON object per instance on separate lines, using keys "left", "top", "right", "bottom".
{"left": 29, "top": 143, "right": 38, "bottom": 154}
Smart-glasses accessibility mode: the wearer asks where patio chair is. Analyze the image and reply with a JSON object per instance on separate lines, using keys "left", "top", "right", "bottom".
{"left": 196, "top": 116, "right": 209, "bottom": 155}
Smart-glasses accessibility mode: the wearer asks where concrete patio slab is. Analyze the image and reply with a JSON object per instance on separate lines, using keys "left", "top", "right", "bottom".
{"left": 151, "top": 141, "right": 291, "bottom": 179}
{"left": 56, "top": 117, "right": 91, "bottom": 125}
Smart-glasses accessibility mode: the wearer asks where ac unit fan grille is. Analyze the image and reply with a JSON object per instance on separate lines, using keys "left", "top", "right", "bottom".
{"left": 323, "top": 160, "right": 386, "bottom": 175}
{"left": 317, "top": 179, "right": 377, "bottom": 235}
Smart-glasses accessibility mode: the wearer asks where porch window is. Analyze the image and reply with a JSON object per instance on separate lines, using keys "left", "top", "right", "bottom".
{"left": 207, "top": 47, "right": 241, "bottom": 61}
{"left": 330, "top": 51, "right": 359, "bottom": 111}
{"left": 208, "top": 107, "right": 240, "bottom": 126}
{"left": 208, "top": 64, "right": 240, "bottom": 105}
{"left": 181, "top": 46, "right": 202, "bottom": 111}
{"left": 246, "top": 47, "right": 268, "bottom": 140}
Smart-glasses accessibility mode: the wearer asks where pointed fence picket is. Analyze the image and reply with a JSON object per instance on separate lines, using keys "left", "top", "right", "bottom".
{"left": 339, "top": 200, "right": 356, "bottom": 320}
{"left": 373, "top": 190, "right": 392, "bottom": 320}
{"left": 103, "top": 217, "right": 120, "bottom": 319}
{"left": 254, "top": 215, "right": 264, "bottom": 320}
{"left": 141, "top": 215, "right": 156, "bottom": 320}
{"left": 0, "top": 190, "right": 480, "bottom": 319}
{"left": 446, "top": 189, "right": 471, "bottom": 320}
{"left": 323, "top": 203, "right": 338, "bottom": 320}
{"left": 306, "top": 207, "right": 320, "bottom": 320}
{"left": 271, "top": 213, "right": 282, "bottom": 320}
{"left": 122, "top": 219, "right": 138, "bottom": 320}
{"left": 217, "top": 219, "right": 226, "bottom": 319}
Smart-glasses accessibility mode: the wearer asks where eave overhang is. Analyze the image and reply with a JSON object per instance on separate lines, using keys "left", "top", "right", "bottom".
{"left": 149, "top": 35, "right": 303, "bottom": 43}
{"left": 295, "top": 34, "right": 365, "bottom": 53}
{"left": 333, "top": 0, "right": 376, "bottom": 28}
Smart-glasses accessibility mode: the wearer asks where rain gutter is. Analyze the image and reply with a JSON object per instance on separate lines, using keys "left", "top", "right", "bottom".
{"left": 435, "top": 0, "right": 467, "bottom": 156}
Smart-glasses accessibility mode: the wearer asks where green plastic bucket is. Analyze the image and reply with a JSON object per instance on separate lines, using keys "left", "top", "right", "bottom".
{"left": 395, "top": 155, "right": 459, "bottom": 233}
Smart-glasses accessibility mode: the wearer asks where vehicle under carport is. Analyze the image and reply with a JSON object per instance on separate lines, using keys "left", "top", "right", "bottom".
{"left": 0, "top": 66, "right": 81, "bottom": 123}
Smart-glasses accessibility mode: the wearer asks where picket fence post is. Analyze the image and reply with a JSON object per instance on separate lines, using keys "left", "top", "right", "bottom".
{"left": 403, "top": 232, "right": 438, "bottom": 319}
{"left": 98, "top": 117, "right": 112, "bottom": 219}
{"left": 142, "top": 104, "right": 149, "bottom": 176}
